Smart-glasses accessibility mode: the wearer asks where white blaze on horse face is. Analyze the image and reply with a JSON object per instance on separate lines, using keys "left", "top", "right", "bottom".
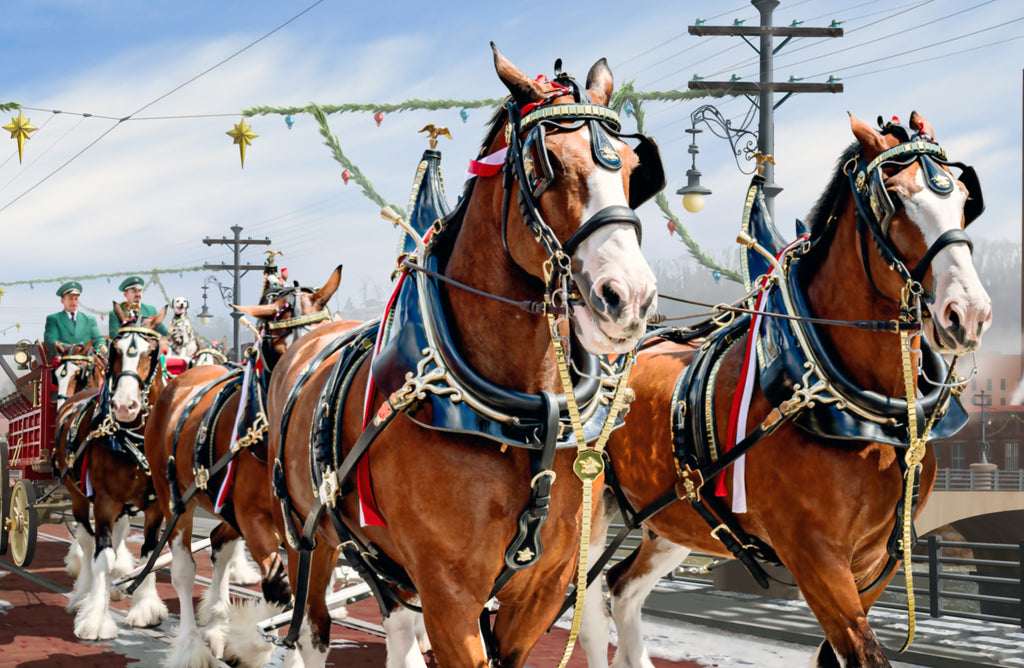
{"left": 110, "top": 334, "right": 151, "bottom": 422}
{"left": 900, "top": 168, "right": 991, "bottom": 352}
{"left": 55, "top": 361, "right": 79, "bottom": 409}
{"left": 570, "top": 134, "right": 657, "bottom": 355}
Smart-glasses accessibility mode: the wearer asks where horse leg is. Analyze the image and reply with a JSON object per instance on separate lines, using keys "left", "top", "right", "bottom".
{"left": 415, "top": 573, "right": 495, "bottom": 668}
{"left": 124, "top": 503, "right": 168, "bottom": 628}
{"left": 787, "top": 555, "right": 891, "bottom": 667}
{"left": 166, "top": 512, "right": 220, "bottom": 668}
{"left": 73, "top": 493, "right": 119, "bottom": 640}
{"left": 579, "top": 488, "right": 618, "bottom": 668}
{"left": 226, "top": 539, "right": 261, "bottom": 586}
{"left": 64, "top": 485, "right": 92, "bottom": 581}
{"left": 65, "top": 523, "right": 95, "bottom": 613}
{"left": 382, "top": 602, "right": 429, "bottom": 668}
{"left": 282, "top": 540, "right": 338, "bottom": 668}
{"left": 607, "top": 532, "right": 690, "bottom": 668}
{"left": 200, "top": 522, "right": 239, "bottom": 659}
{"left": 107, "top": 513, "right": 135, "bottom": 602}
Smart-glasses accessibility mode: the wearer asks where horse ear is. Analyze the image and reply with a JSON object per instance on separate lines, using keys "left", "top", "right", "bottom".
{"left": 311, "top": 265, "right": 343, "bottom": 310}
{"left": 849, "top": 112, "right": 890, "bottom": 161}
{"left": 585, "top": 58, "right": 614, "bottom": 106}
{"left": 909, "top": 111, "right": 936, "bottom": 139}
{"left": 232, "top": 302, "right": 280, "bottom": 320}
{"left": 113, "top": 300, "right": 126, "bottom": 325}
{"left": 151, "top": 305, "right": 168, "bottom": 328}
{"left": 491, "top": 42, "right": 544, "bottom": 107}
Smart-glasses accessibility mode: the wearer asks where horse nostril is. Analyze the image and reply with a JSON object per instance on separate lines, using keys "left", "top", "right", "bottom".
{"left": 601, "top": 282, "right": 622, "bottom": 313}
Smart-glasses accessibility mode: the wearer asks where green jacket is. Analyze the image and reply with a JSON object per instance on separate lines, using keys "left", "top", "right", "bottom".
{"left": 43, "top": 311, "right": 105, "bottom": 358}
{"left": 108, "top": 302, "right": 169, "bottom": 338}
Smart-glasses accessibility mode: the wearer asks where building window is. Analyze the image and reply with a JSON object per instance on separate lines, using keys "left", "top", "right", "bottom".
{"left": 1002, "top": 398, "right": 1007, "bottom": 406}
{"left": 1006, "top": 442, "right": 1019, "bottom": 471}
{"left": 1001, "top": 378, "right": 1007, "bottom": 391}
{"left": 987, "top": 378, "right": 993, "bottom": 391}
{"left": 952, "top": 442, "right": 966, "bottom": 469}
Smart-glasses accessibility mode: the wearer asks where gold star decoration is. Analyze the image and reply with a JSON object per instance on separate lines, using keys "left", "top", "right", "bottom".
{"left": 226, "top": 118, "right": 258, "bottom": 168}
{"left": 0, "top": 285, "right": 5, "bottom": 303}
{"left": 4, "top": 111, "right": 39, "bottom": 164}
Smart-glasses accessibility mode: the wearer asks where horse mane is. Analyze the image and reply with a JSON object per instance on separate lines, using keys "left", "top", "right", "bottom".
{"left": 804, "top": 141, "right": 860, "bottom": 240}
{"left": 478, "top": 100, "right": 510, "bottom": 159}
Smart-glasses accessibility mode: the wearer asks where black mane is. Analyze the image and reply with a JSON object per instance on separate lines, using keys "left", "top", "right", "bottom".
{"left": 805, "top": 141, "right": 860, "bottom": 239}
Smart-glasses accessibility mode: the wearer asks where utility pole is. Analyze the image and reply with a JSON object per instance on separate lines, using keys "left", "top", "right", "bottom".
{"left": 688, "top": 0, "right": 844, "bottom": 219}
{"left": 203, "top": 224, "right": 272, "bottom": 362}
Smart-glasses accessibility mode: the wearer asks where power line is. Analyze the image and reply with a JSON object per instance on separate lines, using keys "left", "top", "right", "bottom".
{"left": 839, "top": 32, "right": 1024, "bottom": 79}
{"left": 0, "top": 0, "right": 326, "bottom": 216}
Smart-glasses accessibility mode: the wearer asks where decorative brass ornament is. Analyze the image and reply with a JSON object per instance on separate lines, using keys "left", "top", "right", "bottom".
{"left": 573, "top": 450, "right": 604, "bottom": 481}
{"left": 515, "top": 547, "right": 535, "bottom": 563}
{"left": 194, "top": 466, "right": 210, "bottom": 490}
{"left": 418, "top": 124, "right": 452, "bottom": 149}
{"left": 855, "top": 171, "right": 867, "bottom": 193}
{"left": 931, "top": 174, "right": 951, "bottom": 189}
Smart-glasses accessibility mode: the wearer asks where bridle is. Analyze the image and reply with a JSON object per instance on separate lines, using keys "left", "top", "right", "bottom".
{"left": 107, "top": 325, "right": 163, "bottom": 421}
{"left": 845, "top": 120, "right": 984, "bottom": 296}
{"left": 498, "top": 75, "right": 665, "bottom": 299}
{"left": 54, "top": 354, "right": 95, "bottom": 403}
{"left": 259, "top": 286, "right": 330, "bottom": 369}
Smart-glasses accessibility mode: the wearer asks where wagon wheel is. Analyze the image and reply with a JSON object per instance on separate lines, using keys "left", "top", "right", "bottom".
{"left": 8, "top": 479, "right": 37, "bottom": 567}
{"left": 0, "top": 444, "right": 9, "bottom": 557}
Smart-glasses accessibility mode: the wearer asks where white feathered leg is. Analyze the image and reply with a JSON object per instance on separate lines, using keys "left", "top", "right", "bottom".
{"left": 199, "top": 538, "right": 235, "bottom": 658}
{"left": 66, "top": 528, "right": 95, "bottom": 613}
{"left": 609, "top": 540, "right": 690, "bottom": 668}
{"left": 282, "top": 616, "right": 327, "bottom": 668}
{"left": 223, "top": 599, "right": 282, "bottom": 668}
{"left": 73, "top": 546, "right": 119, "bottom": 640}
{"left": 64, "top": 525, "right": 85, "bottom": 579}
{"left": 165, "top": 533, "right": 219, "bottom": 668}
{"left": 108, "top": 515, "right": 135, "bottom": 602}
{"left": 383, "top": 606, "right": 428, "bottom": 668}
{"left": 225, "top": 539, "right": 261, "bottom": 586}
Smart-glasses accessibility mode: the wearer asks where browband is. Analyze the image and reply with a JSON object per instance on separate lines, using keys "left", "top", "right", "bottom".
{"left": 866, "top": 140, "right": 946, "bottom": 175}
{"left": 58, "top": 355, "right": 94, "bottom": 363}
{"left": 518, "top": 103, "right": 621, "bottom": 136}
{"left": 266, "top": 307, "right": 331, "bottom": 331}
{"left": 117, "top": 326, "right": 161, "bottom": 338}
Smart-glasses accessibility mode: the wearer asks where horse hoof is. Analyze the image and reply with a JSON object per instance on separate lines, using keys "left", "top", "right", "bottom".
{"left": 74, "top": 614, "right": 119, "bottom": 641}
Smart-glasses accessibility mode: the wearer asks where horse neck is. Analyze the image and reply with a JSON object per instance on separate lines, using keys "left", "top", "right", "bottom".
{"left": 803, "top": 209, "right": 912, "bottom": 397}
{"left": 442, "top": 186, "right": 559, "bottom": 394}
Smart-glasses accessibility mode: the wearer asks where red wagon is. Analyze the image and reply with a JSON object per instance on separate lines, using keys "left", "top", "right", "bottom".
{"left": 0, "top": 340, "right": 71, "bottom": 567}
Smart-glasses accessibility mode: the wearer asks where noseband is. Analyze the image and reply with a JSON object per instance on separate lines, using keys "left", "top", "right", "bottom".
{"left": 847, "top": 123, "right": 983, "bottom": 293}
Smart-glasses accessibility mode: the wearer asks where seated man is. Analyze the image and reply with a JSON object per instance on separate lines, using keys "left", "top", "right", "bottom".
{"left": 43, "top": 281, "right": 107, "bottom": 359}
{"left": 108, "top": 276, "right": 170, "bottom": 338}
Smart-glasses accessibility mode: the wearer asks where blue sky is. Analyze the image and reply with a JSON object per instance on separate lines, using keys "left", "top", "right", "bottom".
{"left": 1, "top": 0, "right": 1021, "bottom": 350}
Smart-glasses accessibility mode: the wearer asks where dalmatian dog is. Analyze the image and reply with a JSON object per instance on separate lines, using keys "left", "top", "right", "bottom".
{"left": 167, "top": 296, "right": 198, "bottom": 361}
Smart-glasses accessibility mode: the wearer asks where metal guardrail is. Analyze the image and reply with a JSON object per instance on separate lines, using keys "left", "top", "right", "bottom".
{"left": 875, "top": 537, "right": 1024, "bottom": 628}
{"left": 934, "top": 467, "right": 1024, "bottom": 491}
{"left": 607, "top": 526, "right": 1023, "bottom": 628}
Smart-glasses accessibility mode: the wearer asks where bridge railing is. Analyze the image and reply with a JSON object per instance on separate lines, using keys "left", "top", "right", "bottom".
{"left": 874, "top": 536, "right": 1024, "bottom": 628}
{"left": 607, "top": 524, "right": 1024, "bottom": 628}
{"left": 934, "top": 467, "right": 1024, "bottom": 491}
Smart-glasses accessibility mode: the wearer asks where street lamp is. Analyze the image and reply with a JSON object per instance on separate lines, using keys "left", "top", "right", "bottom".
{"left": 675, "top": 105, "right": 758, "bottom": 214}
{"left": 197, "top": 285, "right": 213, "bottom": 326}
{"left": 973, "top": 389, "right": 993, "bottom": 464}
{"left": 676, "top": 127, "right": 711, "bottom": 213}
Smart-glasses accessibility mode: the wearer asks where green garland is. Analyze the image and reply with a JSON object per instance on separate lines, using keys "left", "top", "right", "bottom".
{"left": 0, "top": 102, "right": 21, "bottom": 113}
{"left": 243, "top": 98, "right": 503, "bottom": 117}
{"left": 0, "top": 266, "right": 204, "bottom": 289}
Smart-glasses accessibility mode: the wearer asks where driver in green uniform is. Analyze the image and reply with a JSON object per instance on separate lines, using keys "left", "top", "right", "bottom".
{"left": 108, "top": 276, "right": 170, "bottom": 338}
{"left": 43, "top": 281, "right": 107, "bottom": 358}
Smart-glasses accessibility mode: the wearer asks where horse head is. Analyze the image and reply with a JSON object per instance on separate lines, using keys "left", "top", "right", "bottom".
{"left": 488, "top": 45, "right": 658, "bottom": 355}
{"left": 53, "top": 342, "right": 96, "bottom": 408}
{"left": 849, "top": 112, "right": 991, "bottom": 353}
{"left": 108, "top": 301, "right": 167, "bottom": 423}
{"left": 232, "top": 264, "right": 342, "bottom": 366}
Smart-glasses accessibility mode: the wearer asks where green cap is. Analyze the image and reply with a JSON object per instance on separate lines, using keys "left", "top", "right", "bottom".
{"left": 57, "top": 281, "right": 82, "bottom": 297}
{"left": 118, "top": 276, "right": 145, "bottom": 291}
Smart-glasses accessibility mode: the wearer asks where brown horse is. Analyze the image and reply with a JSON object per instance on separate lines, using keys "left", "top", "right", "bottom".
{"left": 578, "top": 113, "right": 991, "bottom": 668}
{"left": 266, "top": 45, "right": 661, "bottom": 667}
{"left": 56, "top": 303, "right": 169, "bottom": 640}
{"left": 143, "top": 267, "right": 343, "bottom": 667}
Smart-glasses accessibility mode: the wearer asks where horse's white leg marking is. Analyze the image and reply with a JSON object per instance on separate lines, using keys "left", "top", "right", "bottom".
{"left": 223, "top": 599, "right": 282, "bottom": 668}
{"left": 108, "top": 515, "right": 135, "bottom": 602}
{"left": 66, "top": 528, "right": 95, "bottom": 613}
{"left": 610, "top": 541, "right": 690, "bottom": 668}
{"left": 580, "top": 566, "right": 611, "bottom": 668}
{"left": 225, "top": 539, "right": 261, "bottom": 586}
{"left": 166, "top": 533, "right": 218, "bottom": 668}
{"left": 282, "top": 616, "right": 327, "bottom": 668}
{"left": 199, "top": 538, "right": 236, "bottom": 658}
{"left": 125, "top": 567, "right": 169, "bottom": 628}
{"left": 809, "top": 641, "right": 849, "bottom": 668}
{"left": 73, "top": 546, "right": 118, "bottom": 640}
{"left": 64, "top": 523, "right": 86, "bottom": 579}
{"left": 383, "top": 606, "right": 429, "bottom": 668}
